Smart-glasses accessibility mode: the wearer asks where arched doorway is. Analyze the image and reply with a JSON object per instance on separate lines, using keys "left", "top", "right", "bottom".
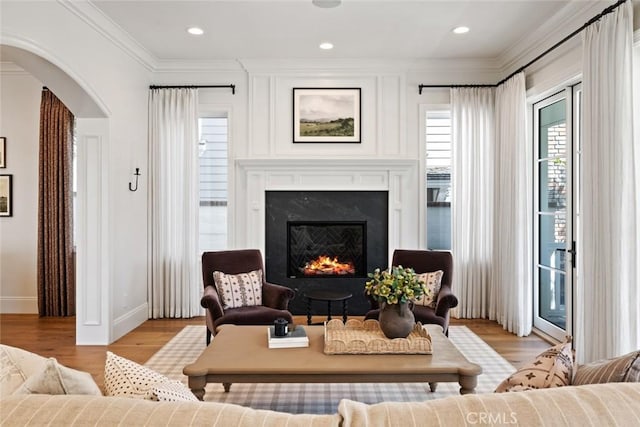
{"left": 0, "top": 43, "right": 112, "bottom": 344}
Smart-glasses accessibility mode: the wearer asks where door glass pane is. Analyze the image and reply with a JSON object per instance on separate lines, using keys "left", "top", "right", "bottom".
{"left": 538, "top": 268, "right": 566, "bottom": 329}
{"left": 536, "top": 98, "right": 567, "bottom": 331}
{"left": 539, "top": 159, "right": 567, "bottom": 212}
{"left": 539, "top": 99, "right": 566, "bottom": 159}
{"left": 539, "top": 213, "right": 566, "bottom": 270}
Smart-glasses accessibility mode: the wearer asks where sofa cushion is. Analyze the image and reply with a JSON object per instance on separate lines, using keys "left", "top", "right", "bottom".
{"left": 0, "top": 394, "right": 343, "bottom": 427}
{"left": 104, "top": 351, "right": 197, "bottom": 401}
{"left": 213, "top": 269, "right": 263, "bottom": 309}
{"left": 495, "top": 336, "right": 574, "bottom": 392}
{"left": 1, "top": 344, "right": 100, "bottom": 398}
{"left": 338, "top": 383, "right": 640, "bottom": 427}
{"left": 13, "top": 357, "right": 101, "bottom": 396}
{"left": 413, "top": 270, "right": 443, "bottom": 309}
{"left": 573, "top": 350, "right": 640, "bottom": 385}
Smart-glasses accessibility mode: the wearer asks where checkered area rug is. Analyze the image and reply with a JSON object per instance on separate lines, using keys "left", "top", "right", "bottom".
{"left": 145, "top": 325, "right": 515, "bottom": 414}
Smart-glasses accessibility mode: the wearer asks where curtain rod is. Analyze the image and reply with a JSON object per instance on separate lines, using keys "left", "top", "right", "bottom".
{"left": 149, "top": 84, "right": 235, "bottom": 94}
{"left": 418, "top": 0, "right": 627, "bottom": 94}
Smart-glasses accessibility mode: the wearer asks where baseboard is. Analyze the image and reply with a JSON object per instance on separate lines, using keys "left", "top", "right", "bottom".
{"left": 0, "top": 297, "right": 38, "bottom": 313}
{"left": 112, "top": 302, "right": 148, "bottom": 342}
{"left": 531, "top": 327, "right": 560, "bottom": 345}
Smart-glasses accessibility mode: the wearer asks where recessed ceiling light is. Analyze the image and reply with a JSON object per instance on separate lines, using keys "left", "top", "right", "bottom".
{"left": 312, "top": 0, "right": 342, "bottom": 8}
{"left": 452, "top": 26, "right": 470, "bottom": 35}
{"left": 187, "top": 27, "right": 204, "bottom": 36}
{"left": 319, "top": 42, "right": 334, "bottom": 50}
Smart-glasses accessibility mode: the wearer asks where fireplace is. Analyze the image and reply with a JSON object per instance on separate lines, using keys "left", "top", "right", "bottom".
{"left": 287, "top": 221, "right": 366, "bottom": 278}
{"left": 265, "top": 191, "right": 388, "bottom": 315}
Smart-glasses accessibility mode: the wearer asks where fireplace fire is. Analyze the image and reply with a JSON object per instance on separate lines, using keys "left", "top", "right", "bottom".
{"left": 301, "top": 255, "right": 355, "bottom": 276}
{"left": 287, "top": 220, "right": 366, "bottom": 278}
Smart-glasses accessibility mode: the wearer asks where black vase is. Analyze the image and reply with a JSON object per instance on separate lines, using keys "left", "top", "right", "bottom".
{"left": 378, "top": 302, "right": 415, "bottom": 339}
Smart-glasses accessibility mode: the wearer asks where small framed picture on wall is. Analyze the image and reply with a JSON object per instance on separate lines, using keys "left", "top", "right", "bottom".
{"left": 292, "top": 88, "right": 361, "bottom": 143}
{"left": 0, "top": 137, "right": 6, "bottom": 168}
{"left": 0, "top": 174, "right": 12, "bottom": 217}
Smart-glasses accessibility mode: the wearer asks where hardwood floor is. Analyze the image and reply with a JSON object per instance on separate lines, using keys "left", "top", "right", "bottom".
{"left": 0, "top": 314, "right": 551, "bottom": 391}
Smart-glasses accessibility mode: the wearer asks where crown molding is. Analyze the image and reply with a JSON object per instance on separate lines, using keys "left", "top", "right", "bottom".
{"left": 59, "top": 0, "right": 157, "bottom": 71}
{"left": 497, "top": 0, "right": 607, "bottom": 77}
{"left": 237, "top": 58, "right": 414, "bottom": 73}
{"left": 153, "top": 59, "right": 246, "bottom": 73}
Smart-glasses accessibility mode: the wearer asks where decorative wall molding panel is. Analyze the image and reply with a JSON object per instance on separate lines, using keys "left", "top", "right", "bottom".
{"left": 235, "top": 159, "right": 420, "bottom": 257}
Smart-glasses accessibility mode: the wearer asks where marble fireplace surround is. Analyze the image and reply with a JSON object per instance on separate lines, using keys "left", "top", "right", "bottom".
{"left": 235, "top": 158, "right": 420, "bottom": 313}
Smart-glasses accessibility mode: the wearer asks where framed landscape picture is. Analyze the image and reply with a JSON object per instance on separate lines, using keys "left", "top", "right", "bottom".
{"left": 0, "top": 137, "right": 5, "bottom": 168}
{"left": 293, "top": 88, "right": 361, "bottom": 143}
{"left": 0, "top": 174, "right": 12, "bottom": 217}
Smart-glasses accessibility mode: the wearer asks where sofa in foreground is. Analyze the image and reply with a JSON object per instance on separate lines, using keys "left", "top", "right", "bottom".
{"left": 2, "top": 341, "right": 640, "bottom": 426}
{"left": 1, "top": 382, "right": 640, "bottom": 426}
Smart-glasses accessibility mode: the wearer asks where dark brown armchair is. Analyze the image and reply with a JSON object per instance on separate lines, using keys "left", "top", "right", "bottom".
{"left": 201, "top": 249, "right": 295, "bottom": 345}
{"left": 364, "top": 249, "right": 458, "bottom": 335}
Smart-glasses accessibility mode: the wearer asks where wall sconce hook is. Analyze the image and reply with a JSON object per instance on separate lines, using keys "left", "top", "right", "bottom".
{"left": 129, "top": 168, "right": 141, "bottom": 192}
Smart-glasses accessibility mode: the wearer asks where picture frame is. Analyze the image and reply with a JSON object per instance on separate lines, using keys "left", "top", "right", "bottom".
{"left": 0, "top": 137, "right": 5, "bottom": 168}
{"left": 0, "top": 174, "right": 12, "bottom": 217}
{"left": 292, "top": 88, "right": 361, "bottom": 143}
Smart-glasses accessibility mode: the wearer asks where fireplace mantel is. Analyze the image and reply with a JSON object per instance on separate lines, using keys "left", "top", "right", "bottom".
{"left": 234, "top": 158, "right": 421, "bottom": 259}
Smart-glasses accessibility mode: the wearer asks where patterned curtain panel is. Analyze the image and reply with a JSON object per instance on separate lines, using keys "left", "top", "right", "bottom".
{"left": 38, "top": 88, "right": 75, "bottom": 316}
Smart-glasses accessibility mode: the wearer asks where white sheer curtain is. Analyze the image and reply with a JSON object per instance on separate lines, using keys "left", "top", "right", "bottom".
{"left": 451, "top": 87, "right": 494, "bottom": 318}
{"left": 577, "top": 1, "right": 638, "bottom": 363}
{"left": 148, "top": 88, "right": 201, "bottom": 318}
{"left": 491, "top": 73, "right": 532, "bottom": 337}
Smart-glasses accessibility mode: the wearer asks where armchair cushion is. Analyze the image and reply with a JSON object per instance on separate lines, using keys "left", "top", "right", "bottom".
{"left": 212, "top": 305, "right": 294, "bottom": 330}
{"left": 213, "top": 269, "right": 263, "bottom": 309}
{"left": 414, "top": 270, "right": 443, "bottom": 309}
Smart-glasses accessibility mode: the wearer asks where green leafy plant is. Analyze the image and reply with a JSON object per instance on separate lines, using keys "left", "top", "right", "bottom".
{"left": 364, "top": 265, "right": 429, "bottom": 305}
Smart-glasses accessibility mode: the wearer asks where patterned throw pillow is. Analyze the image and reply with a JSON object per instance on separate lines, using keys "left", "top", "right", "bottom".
{"left": 495, "top": 336, "right": 575, "bottom": 392}
{"left": 213, "top": 269, "right": 263, "bottom": 309}
{"left": 573, "top": 350, "right": 640, "bottom": 385}
{"left": 413, "top": 271, "right": 443, "bottom": 309}
{"left": 104, "top": 352, "right": 197, "bottom": 402}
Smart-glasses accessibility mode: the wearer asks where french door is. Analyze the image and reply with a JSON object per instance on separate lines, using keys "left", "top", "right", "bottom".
{"left": 533, "top": 84, "right": 581, "bottom": 341}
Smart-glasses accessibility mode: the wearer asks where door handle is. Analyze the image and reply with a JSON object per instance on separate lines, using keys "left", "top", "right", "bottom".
{"left": 555, "top": 241, "right": 576, "bottom": 269}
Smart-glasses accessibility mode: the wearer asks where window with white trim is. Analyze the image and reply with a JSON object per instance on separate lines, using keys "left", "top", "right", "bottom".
{"left": 198, "top": 116, "right": 228, "bottom": 252}
{"left": 425, "top": 110, "right": 452, "bottom": 250}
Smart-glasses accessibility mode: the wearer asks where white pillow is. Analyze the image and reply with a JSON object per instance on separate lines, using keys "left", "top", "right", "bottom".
{"left": 213, "top": 269, "right": 263, "bottom": 309}
{"left": 104, "top": 351, "right": 197, "bottom": 402}
{"left": 13, "top": 357, "right": 101, "bottom": 396}
{"left": 1, "top": 344, "right": 101, "bottom": 398}
{"left": 413, "top": 270, "right": 443, "bottom": 309}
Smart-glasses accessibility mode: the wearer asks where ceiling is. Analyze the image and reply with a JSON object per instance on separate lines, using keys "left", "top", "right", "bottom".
{"left": 90, "top": 0, "right": 608, "bottom": 63}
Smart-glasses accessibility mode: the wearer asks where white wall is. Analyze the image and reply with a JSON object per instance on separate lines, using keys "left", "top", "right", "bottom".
{"left": 1, "top": 1, "right": 150, "bottom": 343}
{"left": 1, "top": 0, "right": 637, "bottom": 343}
{"left": 0, "top": 67, "right": 41, "bottom": 313}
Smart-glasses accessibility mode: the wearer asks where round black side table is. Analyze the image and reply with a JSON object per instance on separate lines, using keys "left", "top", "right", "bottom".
{"left": 304, "top": 289, "right": 353, "bottom": 325}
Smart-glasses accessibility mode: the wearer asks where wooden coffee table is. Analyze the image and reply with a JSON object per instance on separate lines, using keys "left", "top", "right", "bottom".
{"left": 183, "top": 324, "right": 481, "bottom": 400}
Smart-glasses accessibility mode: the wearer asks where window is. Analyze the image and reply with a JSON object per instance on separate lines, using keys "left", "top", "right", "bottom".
{"left": 198, "top": 116, "right": 228, "bottom": 252}
{"left": 425, "top": 110, "right": 452, "bottom": 250}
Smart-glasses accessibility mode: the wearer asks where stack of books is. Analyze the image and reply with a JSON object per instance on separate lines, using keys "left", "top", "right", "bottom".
{"left": 267, "top": 325, "right": 309, "bottom": 348}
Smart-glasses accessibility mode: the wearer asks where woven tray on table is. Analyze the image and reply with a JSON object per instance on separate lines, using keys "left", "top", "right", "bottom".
{"left": 323, "top": 319, "right": 432, "bottom": 355}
